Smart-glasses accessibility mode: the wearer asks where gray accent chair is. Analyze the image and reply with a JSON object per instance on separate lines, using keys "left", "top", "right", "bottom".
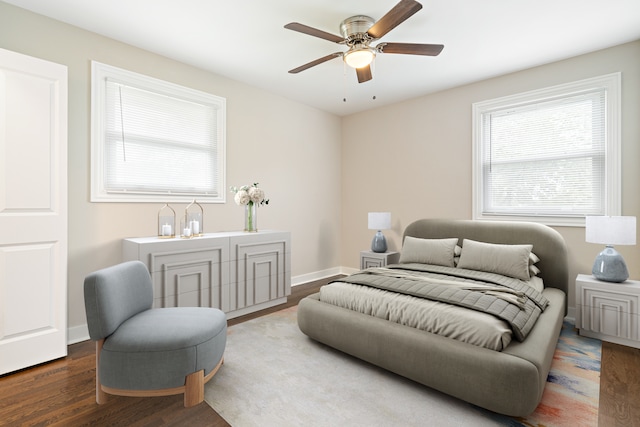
{"left": 84, "top": 260, "right": 227, "bottom": 407}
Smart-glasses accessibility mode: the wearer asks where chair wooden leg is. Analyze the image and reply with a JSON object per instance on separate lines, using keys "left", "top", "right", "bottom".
{"left": 95, "top": 339, "right": 108, "bottom": 404}
{"left": 94, "top": 344, "right": 220, "bottom": 407}
{"left": 184, "top": 370, "right": 204, "bottom": 407}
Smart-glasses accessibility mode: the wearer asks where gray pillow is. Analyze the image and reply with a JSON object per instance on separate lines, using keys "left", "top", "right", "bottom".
{"left": 399, "top": 237, "right": 459, "bottom": 267}
{"left": 457, "top": 239, "right": 532, "bottom": 281}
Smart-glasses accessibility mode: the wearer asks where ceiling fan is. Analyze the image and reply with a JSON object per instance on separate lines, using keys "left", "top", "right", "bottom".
{"left": 284, "top": 0, "right": 444, "bottom": 83}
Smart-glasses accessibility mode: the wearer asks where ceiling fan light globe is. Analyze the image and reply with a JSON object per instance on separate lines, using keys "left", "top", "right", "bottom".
{"left": 344, "top": 48, "right": 375, "bottom": 69}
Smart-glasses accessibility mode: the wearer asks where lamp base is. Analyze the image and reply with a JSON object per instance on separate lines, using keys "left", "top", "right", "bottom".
{"left": 592, "top": 246, "right": 629, "bottom": 283}
{"left": 371, "top": 230, "right": 387, "bottom": 253}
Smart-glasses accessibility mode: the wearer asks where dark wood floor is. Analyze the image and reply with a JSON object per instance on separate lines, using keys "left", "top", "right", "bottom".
{"left": 1, "top": 276, "right": 638, "bottom": 426}
{"left": 599, "top": 341, "right": 640, "bottom": 427}
{"left": 0, "top": 278, "right": 329, "bottom": 427}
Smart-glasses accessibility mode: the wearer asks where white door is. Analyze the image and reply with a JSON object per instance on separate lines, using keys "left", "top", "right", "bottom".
{"left": 0, "top": 48, "right": 68, "bottom": 375}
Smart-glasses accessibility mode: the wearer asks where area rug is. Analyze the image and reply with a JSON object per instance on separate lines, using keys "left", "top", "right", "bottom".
{"left": 204, "top": 306, "right": 601, "bottom": 426}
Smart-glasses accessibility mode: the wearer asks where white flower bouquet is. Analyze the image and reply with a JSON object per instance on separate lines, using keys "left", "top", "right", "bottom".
{"left": 230, "top": 183, "right": 269, "bottom": 206}
{"left": 230, "top": 183, "right": 268, "bottom": 232}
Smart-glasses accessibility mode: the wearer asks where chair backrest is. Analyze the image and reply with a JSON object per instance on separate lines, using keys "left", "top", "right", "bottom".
{"left": 84, "top": 260, "right": 154, "bottom": 340}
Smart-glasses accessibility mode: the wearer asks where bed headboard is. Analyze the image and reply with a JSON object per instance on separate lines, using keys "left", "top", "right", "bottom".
{"left": 403, "top": 219, "right": 569, "bottom": 304}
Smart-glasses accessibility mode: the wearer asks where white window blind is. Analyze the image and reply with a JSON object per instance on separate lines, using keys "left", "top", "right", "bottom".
{"left": 91, "top": 62, "right": 226, "bottom": 203}
{"left": 483, "top": 90, "right": 605, "bottom": 215}
{"left": 472, "top": 73, "right": 621, "bottom": 226}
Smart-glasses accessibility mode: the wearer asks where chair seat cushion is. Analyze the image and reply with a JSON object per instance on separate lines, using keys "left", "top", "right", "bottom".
{"left": 105, "top": 307, "right": 226, "bottom": 351}
{"left": 100, "top": 307, "right": 227, "bottom": 390}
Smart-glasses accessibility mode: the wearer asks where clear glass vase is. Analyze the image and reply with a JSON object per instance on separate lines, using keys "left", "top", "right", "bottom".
{"left": 244, "top": 202, "right": 258, "bottom": 232}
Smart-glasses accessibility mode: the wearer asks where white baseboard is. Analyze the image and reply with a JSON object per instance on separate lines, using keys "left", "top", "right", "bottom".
{"left": 68, "top": 266, "right": 354, "bottom": 345}
{"left": 67, "top": 266, "right": 579, "bottom": 344}
{"left": 340, "top": 266, "right": 359, "bottom": 276}
{"left": 68, "top": 323, "right": 90, "bottom": 345}
{"left": 291, "top": 266, "right": 357, "bottom": 286}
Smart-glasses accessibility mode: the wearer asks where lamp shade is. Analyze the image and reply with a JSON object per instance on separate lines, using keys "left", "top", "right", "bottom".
{"left": 586, "top": 216, "right": 636, "bottom": 246}
{"left": 368, "top": 212, "right": 391, "bottom": 230}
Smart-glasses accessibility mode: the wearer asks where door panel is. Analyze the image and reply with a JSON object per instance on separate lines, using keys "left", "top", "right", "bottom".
{"left": 0, "top": 48, "right": 67, "bottom": 375}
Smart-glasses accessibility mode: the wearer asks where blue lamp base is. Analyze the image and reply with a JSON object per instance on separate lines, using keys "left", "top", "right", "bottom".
{"left": 592, "top": 245, "right": 629, "bottom": 283}
{"left": 371, "top": 230, "right": 387, "bottom": 253}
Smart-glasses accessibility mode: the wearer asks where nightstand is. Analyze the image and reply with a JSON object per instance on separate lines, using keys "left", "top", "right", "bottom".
{"left": 575, "top": 273, "right": 640, "bottom": 349}
{"left": 360, "top": 250, "right": 400, "bottom": 270}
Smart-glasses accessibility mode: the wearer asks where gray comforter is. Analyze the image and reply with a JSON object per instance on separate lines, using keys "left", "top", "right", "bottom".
{"left": 333, "top": 263, "right": 548, "bottom": 341}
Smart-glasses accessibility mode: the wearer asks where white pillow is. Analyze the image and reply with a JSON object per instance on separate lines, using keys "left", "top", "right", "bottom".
{"left": 457, "top": 239, "right": 533, "bottom": 281}
{"left": 529, "top": 264, "right": 541, "bottom": 276}
{"left": 453, "top": 245, "right": 462, "bottom": 266}
{"left": 529, "top": 252, "right": 540, "bottom": 265}
{"left": 399, "top": 237, "right": 459, "bottom": 267}
{"left": 528, "top": 252, "right": 541, "bottom": 276}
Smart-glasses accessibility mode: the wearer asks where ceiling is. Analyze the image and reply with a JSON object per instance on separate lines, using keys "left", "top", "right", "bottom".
{"left": 4, "top": 0, "right": 640, "bottom": 116}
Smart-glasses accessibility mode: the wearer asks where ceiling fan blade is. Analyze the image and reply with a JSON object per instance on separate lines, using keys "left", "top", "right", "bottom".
{"left": 378, "top": 42, "right": 444, "bottom": 56}
{"left": 284, "top": 22, "right": 344, "bottom": 44}
{"left": 288, "top": 52, "right": 343, "bottom": 74}
{"left": 367, "top": 0, "right": 423, "bottom": 39}
{"left": 356, "top": 65, "right": 373, "bottom": 83}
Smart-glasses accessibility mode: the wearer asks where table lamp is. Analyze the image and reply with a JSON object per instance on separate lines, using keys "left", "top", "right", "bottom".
{"left": 586, "top": 216, "right": 636, "bottom": 282}
{"left": 368, "top": 212, "right": 391, "bottom": 253}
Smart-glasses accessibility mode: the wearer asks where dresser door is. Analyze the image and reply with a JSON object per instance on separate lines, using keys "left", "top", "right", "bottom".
{"left": 229, "top": 232, "right": 290, "bottom": 311}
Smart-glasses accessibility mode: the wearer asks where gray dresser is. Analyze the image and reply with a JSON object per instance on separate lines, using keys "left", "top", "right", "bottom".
{"left": 123, "top": 230, "right": 291, "bottom": 319}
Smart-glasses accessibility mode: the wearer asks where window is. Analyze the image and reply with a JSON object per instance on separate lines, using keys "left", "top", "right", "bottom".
{"left": 91, "top": 61, "right": 226, "bottom": 203}
{"left": 472, "top": 73, "right": 621, "bottom": 226}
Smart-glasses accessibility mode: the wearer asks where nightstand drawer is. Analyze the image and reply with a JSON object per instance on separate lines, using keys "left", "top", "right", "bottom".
{"left": 576, "top": 273, "right": 640, "bottom": 348}
{"left": 360, "top": 251, "right": 400, "bottom": 270}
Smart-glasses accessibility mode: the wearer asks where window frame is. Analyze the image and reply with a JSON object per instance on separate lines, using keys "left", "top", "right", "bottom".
{"left": 471, "top": 73, "right": 621, "bottom": 227}
{"left": 90, "top": 61, "right": 226, "bottom": 203}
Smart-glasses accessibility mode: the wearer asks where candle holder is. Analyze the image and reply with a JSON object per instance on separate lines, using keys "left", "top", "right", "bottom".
{"left": 184, "top": 200, "right": 203, "bottom": 237}
{"left": 180, "top": 217, "right": 193, "bottom": 239}
{"left": 157, "top": 204, "right": 176, "bottom": 238}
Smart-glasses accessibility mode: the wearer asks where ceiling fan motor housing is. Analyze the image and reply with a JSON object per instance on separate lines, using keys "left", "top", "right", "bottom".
{"left": 340, "top": 15, "right": 375, "bottom": 46}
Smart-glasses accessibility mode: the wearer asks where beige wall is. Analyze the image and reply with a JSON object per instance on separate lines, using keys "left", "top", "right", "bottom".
{"left": 342, "top": 40, "right": 640, "bottom": 312}
{"left": 0, "top": 3, "right": 343, "bottom": 336}
{"left": 2, "top": 2, "right": 638, "bottom": 336}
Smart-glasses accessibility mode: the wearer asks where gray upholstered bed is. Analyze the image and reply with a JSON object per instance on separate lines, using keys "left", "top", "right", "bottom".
{"left": 297, "top": 219, "right": 568, "bottom": 417}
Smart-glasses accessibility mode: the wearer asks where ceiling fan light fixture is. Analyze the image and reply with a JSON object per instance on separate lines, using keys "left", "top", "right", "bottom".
{"left": 285, "top": 1, "right": 444, "bottom": 83}
{"left": 344, "top": 47, "right": 375, "bottom": 69}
